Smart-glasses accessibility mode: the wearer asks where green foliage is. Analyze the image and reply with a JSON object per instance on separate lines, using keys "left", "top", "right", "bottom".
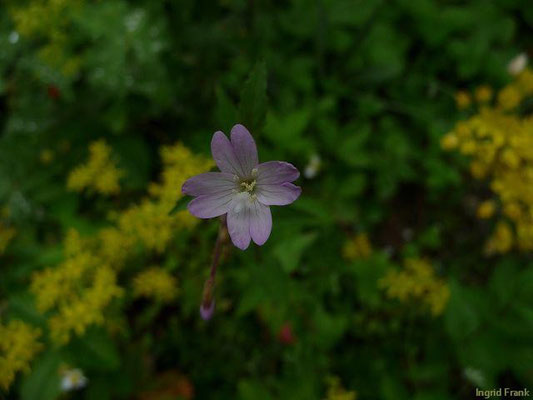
{"left": 0, "top": 0, "right": 532, "bottom": 399}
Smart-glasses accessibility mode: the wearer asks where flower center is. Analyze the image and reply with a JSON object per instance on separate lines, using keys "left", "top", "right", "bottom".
{"left": 240, "top": 179, "right": 256, "bottom": 193}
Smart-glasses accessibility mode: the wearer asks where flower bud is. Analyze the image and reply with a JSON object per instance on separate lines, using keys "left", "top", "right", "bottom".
{"left": 200, "top": 277, "right": 215, "bottom": 321}
{"left": 200, "top": 299, "right": 215, "bottom": 321}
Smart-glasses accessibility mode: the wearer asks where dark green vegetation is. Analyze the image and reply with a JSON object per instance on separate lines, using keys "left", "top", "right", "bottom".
{"left": 0, "top": 0, "right": 532, "bottom": 399}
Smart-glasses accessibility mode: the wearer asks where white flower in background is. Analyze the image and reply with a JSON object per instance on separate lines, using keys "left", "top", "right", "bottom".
{"left": 8, "top": 31, "right": 19, "bottom": 44}
{"left": 304, "top": 154, "right": 322, "bottom": 179}
{"left": 507, "top": 53, "right": 528, "bottom": 76}
{"left": 463, "top": 367, "right": 486, "bottom": 388}
{"left": 61, "top": 368, "right": 88, "bottom": 392}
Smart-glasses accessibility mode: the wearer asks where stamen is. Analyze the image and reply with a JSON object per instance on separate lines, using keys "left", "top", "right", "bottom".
{"left": 239, "top": 180, "right": 257, "bottom": 193}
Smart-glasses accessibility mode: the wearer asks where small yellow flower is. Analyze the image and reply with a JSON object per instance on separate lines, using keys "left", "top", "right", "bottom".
{"left": 440, "top": 133, "right": 458, "bottom": 150}
{"left": 497, "top": 86, "right": 521, "bottom": 111}
{"left": 40, "top": 149, "right": 54, "bottom": 164}
{"left": 324, "top": 376, "right": 357, "bottom": 400}
{"left": 455, "top": 90, "right": 471, "bottom": 110}
{"left": 503, "top": 202, "right": 522, "bottom": 220}
{"left": 67, "top": 139, "right": 123, "bottom": 195}
{"left": 485, "top": 222, "right": 513, "bottom": 255}
{"left": 133, "top": 267, "right": 178, "bottom": 303}
{"left": 379, "top": 258, "right": 449, "bottom": 316}
{"left": 474, "top": 85, "right": 493, "bottom": 103}
{"left": 342, "top": 233, "right": 372, "bottom": 261}
{"left": 477, "top": 200, "right": 496, "bottom": 219}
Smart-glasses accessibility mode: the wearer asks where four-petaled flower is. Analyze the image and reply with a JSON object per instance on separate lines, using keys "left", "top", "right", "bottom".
{"left": 182, "top": 124, "right": 301, "bottom": 250}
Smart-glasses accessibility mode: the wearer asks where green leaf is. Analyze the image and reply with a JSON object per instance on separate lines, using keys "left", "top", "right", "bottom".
{"left": 238, "top": 380, "right": 273, "bottom": 400}
{"left": 7, "top": 293, "right": 47, "bottom": 327}
{"left": 66, "top": 328, "right": 120, "bottom": 371}
{"left": 168, "top": 196, "right": 191, "bottom": 216}
{"left": 274, "top": 232, "right": 317, "bottom": 273}
{"left": 444, "top": 280, "right": 481, "bottom": 341}
{"left": 20, "top": 351, "right": 62, "bottom": 400}
{"left": 263, "top": 108, "right": 312, "bottom": 154}
{"left": 215, "top": 85, "right": 238, "bottom": 133}
{"left": 238, "top": 61, "right": 267, "bottom": 134}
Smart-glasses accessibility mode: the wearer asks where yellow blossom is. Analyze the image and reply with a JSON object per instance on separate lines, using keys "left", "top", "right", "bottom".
{"left": 474, "top": 85, "right": 493, "bottom": 103}
{"left": 516, "top": 69, "right": 533, "bottom": 93}
{"left": 497, "top": 86, "right": 521, "bottom": 111}
{"left": 342, "top": 233, "right": 372, "bottom": 261}
{"left": 31, "top": 141, "right": 213, "bottom": 345}
{"left": 40, "top": 149, "right": 54, "bottom": 164}
{"left": 67, "top": 139, "right": 123, "bottom": 195}
{"left": 440, "top": 133, "right": 458, "bottom": 150}
{"left": 324, "top": 376, "right": 357, "bottom": 400}
{"left": 0, "top": 321, "right": 43, "bottom": 390}
{"left": 485, "top": 222, "right": 513, "bottom": 255}
{"left": 443, "top": 70, "right": 533, "bottom": 253}
{"left": 477, "top": 200, "right": 496, "bottom": 219}
{"left": 10, "top": 0, "right": 83, "bottom": 77}
{"left": 133, "top": 267, "right": 178, "bottom": 302}
{"left": 455, "top": 90, "right": 471, "bottom": 110}
{"left": 48, "top": 265, "right": 123, "bottom": 344}
{"left": 379, "top": 258, "right": 450, "bottom": 316}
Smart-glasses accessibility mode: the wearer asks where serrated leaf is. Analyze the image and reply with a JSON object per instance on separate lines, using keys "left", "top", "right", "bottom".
{"left": 238, "top": 61, "right": 267, "bottom": 134}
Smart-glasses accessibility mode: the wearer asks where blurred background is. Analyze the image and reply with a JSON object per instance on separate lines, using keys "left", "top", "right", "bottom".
{"left": 0, "top": 0, "right": 532, "bottom": 399}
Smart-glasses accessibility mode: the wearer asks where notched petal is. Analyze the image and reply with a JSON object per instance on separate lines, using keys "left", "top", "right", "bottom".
{"left": 257, "top": 161, "right": 300, "bottom": 185}
{"left": 230, "top": 124, "right": 259, "bottom": 177}
{"left": 182, "top": 172, "right": 236, "bottom": 196}
{"left": 187, "top": 192, "right": 234, "bottom": 219}
{"left": 227, "top": 207, "right": 251, "bottom": 250}
{"left": 211, "top": 131, "right": 246, "bottom": 176}
{"left": 250, "top": 202, "right": 272, "bottom": 246}
{"left": 256, "top": 182, "right": 302, "bottom": 206}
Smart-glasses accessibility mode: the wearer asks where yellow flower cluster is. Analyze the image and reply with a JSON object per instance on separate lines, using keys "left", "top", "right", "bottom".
{"left": 133, "top": 267, "right": 178, "bottom": 303}
{"left": 379, "top": 258, "right": 450, "bottom": 316}
{"left": 323, "top": 376, "right": 357, "bottom": 400}
{"left": 342, "top": 233, "right": 372, "bottom": 261}
{"left": 32, "top": 142, "right": 212, "bottom": 344}
{"left": 31, "top": 230, "right": 123, "bottom": 344}
{"left": 442, "top": 69, "right": 533, "bottom": 254}
{"left": 10, "top": 0, "right": 83, "bottom": 77}
{"left": 0, "top": 320, "right": 43, "bottom": 390}
{"left": 117, "top": 143, "right": 213, "bottom": 253}
{"left": 67, "top": 140, "right": 124, "bottom": 195}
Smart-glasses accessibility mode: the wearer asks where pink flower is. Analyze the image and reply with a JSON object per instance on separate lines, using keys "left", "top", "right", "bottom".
{"left": 182, "top": 124, "right": 301, "bottom": 250}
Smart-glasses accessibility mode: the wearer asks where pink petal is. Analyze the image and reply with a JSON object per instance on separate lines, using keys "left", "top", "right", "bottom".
{"left": 211, "top": 131, "right": 246, "bottom": 177}
{"left": 256, "top": 161, "right": 300, "bottom": 184}
{"left": 182, "top": 172, "right": 237, "bottom": 196}
{"left": 230, "top": 124, "right": 258, "bottom": 178}
{"left": 187, "top": 191, "right": 234, "bottom": 219}
{"left": 249, "top": 201, "right": 272, "bottom": 246}
{"left": 226, "top": 206, "right": 251, "bottom": 250}
{"left": 256, "top": 182, "right": 302, "bottom": 206}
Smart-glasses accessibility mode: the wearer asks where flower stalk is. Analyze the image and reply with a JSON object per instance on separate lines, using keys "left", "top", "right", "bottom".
{"left": 200, "top": 216, "right": 227, "bottom": 320}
